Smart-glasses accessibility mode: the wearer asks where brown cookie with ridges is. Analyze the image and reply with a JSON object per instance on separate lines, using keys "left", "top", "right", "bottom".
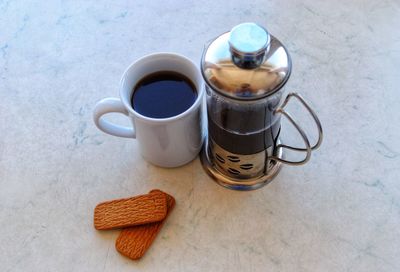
{"left": 115, "top": 190, "right": 175, "bottom": 260}
{"left": 94, "top": 191, "right": 167, "bottom": 230}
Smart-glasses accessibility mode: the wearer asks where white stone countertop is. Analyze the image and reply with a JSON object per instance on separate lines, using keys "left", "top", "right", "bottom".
{"left": 1, "top": 0, "right": 399, "bottom": 271}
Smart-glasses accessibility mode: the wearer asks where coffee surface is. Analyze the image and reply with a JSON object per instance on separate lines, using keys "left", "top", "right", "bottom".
{"left": 132, "top": 71, "right": 197, "bottom": 118}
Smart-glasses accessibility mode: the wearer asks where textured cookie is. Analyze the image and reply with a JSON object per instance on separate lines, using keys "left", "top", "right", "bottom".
{"left": 115, "top": 190, "right": 175, "bottom": 260}
{"left": 94, "top": 191, "right": 167, "bottom": 230}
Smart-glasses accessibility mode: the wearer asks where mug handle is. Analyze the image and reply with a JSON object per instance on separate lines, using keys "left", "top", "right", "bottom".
{"left": 93, "top": 97, "right": 136, "bottom": 138}
{"left": 270, "top": 92, "right": 323, "bottom": 165}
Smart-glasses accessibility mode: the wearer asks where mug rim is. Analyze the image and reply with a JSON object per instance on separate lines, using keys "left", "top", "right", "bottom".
{"left": 119, "top": 52, "right": 204, "bottom": 123}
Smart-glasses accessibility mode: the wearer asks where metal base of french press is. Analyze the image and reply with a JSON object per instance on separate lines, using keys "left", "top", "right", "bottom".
{"left": 200, "top": 139, "right": 283, "bottom": 191}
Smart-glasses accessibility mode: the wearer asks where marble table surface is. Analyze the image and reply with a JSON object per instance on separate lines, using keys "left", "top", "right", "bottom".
{"left": 1, "top": 0, "right": 399, "bottom": 271}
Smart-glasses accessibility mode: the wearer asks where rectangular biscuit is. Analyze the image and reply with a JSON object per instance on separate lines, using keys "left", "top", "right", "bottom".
{"left": 115, "top": 190, "right": 175, "bottom": 260}
{"left": 94, "top": 191, "right": 167, "bottom": 230}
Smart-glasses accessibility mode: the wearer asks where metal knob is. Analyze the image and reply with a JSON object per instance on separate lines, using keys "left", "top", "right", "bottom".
{"left": 228, "top": 22, "right": 271, "bottom": 69}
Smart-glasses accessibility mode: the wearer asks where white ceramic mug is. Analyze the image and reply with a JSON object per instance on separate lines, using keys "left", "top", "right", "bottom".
{"left": 93, "top": 53, "right": 205, "bottom": 167}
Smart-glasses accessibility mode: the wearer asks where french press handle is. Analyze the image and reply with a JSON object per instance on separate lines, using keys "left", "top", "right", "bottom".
{"left": 269, "top": 92, "right": 323, "bottom": 165}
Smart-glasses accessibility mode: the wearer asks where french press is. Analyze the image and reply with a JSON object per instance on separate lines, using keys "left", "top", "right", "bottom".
{"left": 200, "top": 22, "right": 323, "bottom": 190}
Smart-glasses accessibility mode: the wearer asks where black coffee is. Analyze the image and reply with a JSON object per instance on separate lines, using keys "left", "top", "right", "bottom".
{"left": 206, "top": 85, "right": 282, "bottom": 154}
{"left": 208, "top": 115, "right": 281, "bottom": 155}
{"left": 131, "top": 71, "right": 197, "bottom": 118}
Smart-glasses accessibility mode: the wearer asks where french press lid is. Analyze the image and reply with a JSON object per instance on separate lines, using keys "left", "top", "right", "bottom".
{"left": 201, "top": 22, "right": 291, "bottom": 100}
